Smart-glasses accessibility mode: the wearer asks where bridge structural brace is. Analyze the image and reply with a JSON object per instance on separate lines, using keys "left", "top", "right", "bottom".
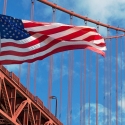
{"left": 0, "top": 65, "right": 63, "bottom": 125}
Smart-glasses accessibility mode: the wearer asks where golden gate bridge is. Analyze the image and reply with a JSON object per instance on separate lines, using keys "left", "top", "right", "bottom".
{"left": 0, "top": 0, "right": 125, "bottom": 125}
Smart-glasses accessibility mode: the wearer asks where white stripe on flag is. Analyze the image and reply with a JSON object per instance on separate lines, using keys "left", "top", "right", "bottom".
{"left": 0, "top": 41, "right": 106, "bottom": 61}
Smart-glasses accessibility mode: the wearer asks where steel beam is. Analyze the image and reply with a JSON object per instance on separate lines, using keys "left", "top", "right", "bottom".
{"left": 14, "top": 100, "right": 28, "bottom": 119}
{"left": 0, "top": 109, "right": 19, "bottom": 125}
{"left": 0, "top": 66, "right": 62, "bottom": 125}
{"left": 34, "top": 110, "right": 41, "bottom": 125}
{"left": 10, "top": 88, "right": 16, "bottom": 114}
{"left": 1, "top": 79, "right": 12, "bottom": 117}
{"left": 29, "top": 104, "right": 35, "bottom": 125}
{"left": 23, "top": 104, "right": 29, "bottom": 125}
{"left": 104, "top": 34, "right": 125, "bottom": 39}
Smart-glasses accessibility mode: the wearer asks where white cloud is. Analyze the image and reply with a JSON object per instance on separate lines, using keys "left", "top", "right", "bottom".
{"left": 70, "top": 103, "right": 125, "bottom": 125}
{"left": 47, "top": 0, "right": 125, "bottom": 36}
{"left": 118, "top": 97, "right": 125, "bottom": 112}
{"left": 73, "top": 0, "right": 125, "bottom": 23}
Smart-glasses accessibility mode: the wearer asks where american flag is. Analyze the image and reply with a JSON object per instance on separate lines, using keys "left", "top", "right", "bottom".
{"left": 0, "top": 14, "right": 106, "bottom": 64}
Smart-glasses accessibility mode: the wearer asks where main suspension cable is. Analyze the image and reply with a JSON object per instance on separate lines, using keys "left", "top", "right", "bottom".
{"left": 38, "top": 0, "right": 125, "bottom": 32}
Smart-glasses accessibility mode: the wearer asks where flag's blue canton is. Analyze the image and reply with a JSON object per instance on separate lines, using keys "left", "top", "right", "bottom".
{"left": 0, "top": 14, "right": 30, "bottom": 40}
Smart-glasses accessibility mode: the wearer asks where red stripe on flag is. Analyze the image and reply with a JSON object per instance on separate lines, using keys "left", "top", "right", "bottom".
{"left": 0, "top": 45, "right": 105, "bottom": 64}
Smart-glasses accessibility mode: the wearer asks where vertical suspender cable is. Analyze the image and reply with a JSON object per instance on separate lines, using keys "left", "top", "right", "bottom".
{"left": 124, "top": 35, "right": 125, "bottom": 125}
{"left": 116, "top": 30, "right": 118, "bottom": 125}
{"left": 105, "top": 28, "right": 109, "bottom": 125}
{"left": 27, "top": 64, "right": 30, "bottom": 90}
{"left": 83, "top": 47, "right": 86, "bottom": 125}
{"left": 109, "top": 38, "right": 112, "bottom": 125}
{"left": 67, "top": 14, "right": 73, "bottom": 125}
{"left": 120, "top": 37, "right": 123, "bottom": 125}
{"left": 0, "top": 0, "right": 7, "bottom": 52}
{"left": 48, "top": 55, "right": 53, "bottom": 110}
{"left": 71, "top": 15, "right": 74, "bottom": 125}
{"left": 96, "top": 24, "right": 99, "bottom": 125}
{"left": 18, "top": 65, "right": 21, "bottom": 79}
{"left": 123, "top": 34, "right": 125, "bottom": 125}
{"left": 2, "top": 0, "right": 7, "bottom": 53}
{"left": 70, "top": 50, "right": 74, "bottom": 125}
{"left": 59, "top": 53, "right": 63, "bottom": 120}
{"left": 123, "top": 35, "right": 125, "bottom": 125}
{"left": 26, "top": 0, "right": 35, "bottom": 91}
{"left": 3, "top": 0, "right": 7, "bottom": 15}
{"left": 107, "top": 28, "right": 110, "bottom": 125}
{"left": 48, "top": 7, "right": 55, "bottom": 110}
{"left": 1, "top": 0, "right": 8, "bottom": 53}
{"left": 34, "top": 61, "right": 37, "bottom": 96}
{"left": 52, "top": 7, "right": 56, "bottom": 22}
{"left": 107, "top": 31, "right": 112, "bottom": 125}
{"left": 83, "top": 20, "right": 87, "bottom": 125}
{"left": 83, "top": 44, "right": 86, "bottom": 125}
{"left": 103, "top": 42, "right": 106, "bottom": 125}
{"left": 80, "top": 50, "right": 83, "bottom": 125}
{"left": 31, "top": 0, "right": 34, "bottom": 21}
{"left": 88, "top": 51, "right": 91, "bottom": 125}
{"left": 122, "top": 34, "right": 125, "bottom": 125}
{"left": 30, "top": 0, "right": 37, "bottom": 96}
{"left": 67, "top": 50, "right": 71, "bottom": 125}
{"left": 18, "top": 0, "right": 21, "bottom": 79}
{"left": 106, "top": 39, "right": 108, "bottom": 125}
{"left": 19, "top": 0, "right": 27, "bottom": 79}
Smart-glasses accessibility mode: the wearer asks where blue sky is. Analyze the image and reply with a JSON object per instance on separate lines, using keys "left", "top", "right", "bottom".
{"left": 1, "top": 0, "right": 125, "bottom": 125}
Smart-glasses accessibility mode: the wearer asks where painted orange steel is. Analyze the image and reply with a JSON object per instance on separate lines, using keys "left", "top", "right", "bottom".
{"left": 104, "top": 34, "right": 125, "bottom": 39}
{"left": 0, "top": 65, "right": 63, "bottom": 125}
{"left": 38, "top": 0, "right": 125, "bottom": 32}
